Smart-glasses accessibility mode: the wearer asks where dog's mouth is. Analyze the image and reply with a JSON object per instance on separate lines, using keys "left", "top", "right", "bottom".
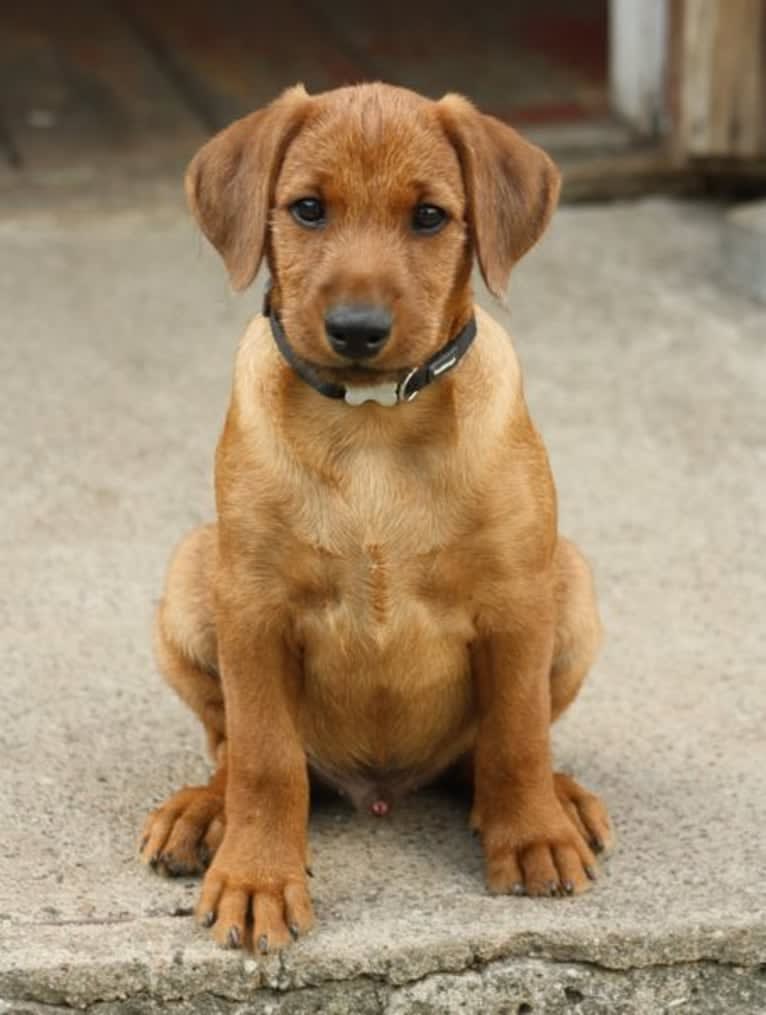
{"left": 293, "top": 343, "right": 410, "bottom": 383}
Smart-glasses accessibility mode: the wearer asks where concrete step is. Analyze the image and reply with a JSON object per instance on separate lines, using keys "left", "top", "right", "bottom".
{"left": 0, "top": 196, "right": 764, "bottom": 1014}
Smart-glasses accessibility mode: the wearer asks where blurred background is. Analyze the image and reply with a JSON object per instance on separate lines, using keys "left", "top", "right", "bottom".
{"left": 0, "top": 0, "right": 764, "bottom": 205}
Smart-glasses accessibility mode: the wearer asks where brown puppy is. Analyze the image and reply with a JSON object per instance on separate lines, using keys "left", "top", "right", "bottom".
{"left": 140, "top": 83, "right": 612, "bottom": 953}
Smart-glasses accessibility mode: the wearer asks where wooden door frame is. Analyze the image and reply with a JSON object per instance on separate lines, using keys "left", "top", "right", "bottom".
{"left": 609, "top": 0, "right": 766, "bottom": 162}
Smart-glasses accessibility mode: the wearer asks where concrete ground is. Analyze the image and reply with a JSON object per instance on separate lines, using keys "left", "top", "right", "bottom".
{"left": 723, "top": 199, "right": 766, "bottom": 304}
{"left": 1, "top": 193, "right": 764, "bottom": 1014}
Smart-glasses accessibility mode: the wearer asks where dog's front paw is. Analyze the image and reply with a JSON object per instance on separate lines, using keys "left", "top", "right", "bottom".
{"left": 196, "top": 834, "right": 314, "bottom": 952}
{"left": 479, "top": 797, "right": 598, "bottom": 898}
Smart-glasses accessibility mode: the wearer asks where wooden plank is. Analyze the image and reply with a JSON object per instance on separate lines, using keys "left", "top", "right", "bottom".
{"left": 122, "top": 0, "right": 370, "bottom": 129}
{"left": 564, "top": 148, "right": 766, "bottom": 200}
{"left": 677, "top": 0, "right": 765, "bottom": 158}
{"left": 0, "top": 0, "right": 206, "bottom": 173}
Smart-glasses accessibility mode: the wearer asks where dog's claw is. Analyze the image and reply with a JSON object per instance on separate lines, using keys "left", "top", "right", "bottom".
{"left": 201, "top": 911, "right": 216, "bottom": 928}
{"left": 305, "top": 865, "right": 314, "bottom": 878}
{"left": 548, "top": 880, "right": 560, "bottom": 897}
{"left": 563, "top": 880, "right": 574, "bottom": 895}
{"left": 289, "top": 922, "right": 300, "bottom": 940}
{"left": 511, "top": 882, "right": 526, "bottom": 896}
{"left": 160, "top": 853, "right": 195, "bottom": 878}
{"left": 162, "top": 853, "right": 177, "bottom": 875}
{"left": 226, "top": 926, "right": 241, "bottom": 949}
{"left": 585, "top": 865, "right": 597, "bottom": 881}
{"left": 257, "top": 934, "right": 269, "bottom": 954}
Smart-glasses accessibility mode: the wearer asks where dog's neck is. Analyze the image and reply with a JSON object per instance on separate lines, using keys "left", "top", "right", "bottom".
{"left": 271, "top": 352, "right": 464, "bottom": 465}
{"left": 265, "top": 321, "right": 492, "bottom": 479}
{"left": 254, "top": 303, "right": 521, "bottom": 498}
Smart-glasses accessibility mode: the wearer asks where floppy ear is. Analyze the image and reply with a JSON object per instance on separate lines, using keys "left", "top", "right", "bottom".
{"left": 437, "top": 94, "right": 561, "bottom": 298}
{"left": 185, "top": 85, "right": 311, "bottom": 290}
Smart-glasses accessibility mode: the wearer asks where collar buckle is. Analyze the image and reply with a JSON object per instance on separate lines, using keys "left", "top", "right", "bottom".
{"left": 397, "top": 366, "right": 421, "bottom": 403}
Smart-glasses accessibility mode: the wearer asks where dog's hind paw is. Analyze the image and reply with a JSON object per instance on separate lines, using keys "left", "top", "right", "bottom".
{"left": 140, "top": 785, "right": 225, "bottom": 877}
{"left": 554, "top": 771, "right": 614, "bottom": 855}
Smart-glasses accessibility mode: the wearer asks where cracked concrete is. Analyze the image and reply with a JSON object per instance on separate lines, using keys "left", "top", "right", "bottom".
{"left": 4, "top": 959, "right": 766, "bottom": 1015}
{"left": 1, "top": 193, "right": 765, "bottom": 1013}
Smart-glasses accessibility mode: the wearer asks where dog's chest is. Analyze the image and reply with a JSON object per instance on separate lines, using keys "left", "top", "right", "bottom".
{"left": 286, "top": 455, "right": 479, "bottom": 770}
{"left": 298, "top": 536, "right": 469, "bottom": 643}
{"left": 289, "top": 458, "right": 475, "bottom": 646}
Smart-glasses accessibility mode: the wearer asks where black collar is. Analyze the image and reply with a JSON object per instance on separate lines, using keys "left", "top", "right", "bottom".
{"left": 264, "top": 291, "right": 476, "bottom": 407}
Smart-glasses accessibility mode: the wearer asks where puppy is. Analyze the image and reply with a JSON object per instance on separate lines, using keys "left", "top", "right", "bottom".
{"left": 140, "top": 82, "right": 612, "bottom": 953}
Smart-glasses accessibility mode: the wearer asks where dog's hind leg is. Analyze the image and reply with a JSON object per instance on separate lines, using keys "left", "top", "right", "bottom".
{"left": 550, "top": 537, "right": 613, "bottom": 855}
{"left": 140, "top": 524, "right": 227, "bottom": 876}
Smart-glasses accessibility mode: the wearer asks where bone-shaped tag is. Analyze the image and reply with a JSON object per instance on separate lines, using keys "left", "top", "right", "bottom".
{"left": 344, "top": 382, "right": 399, "bottom": 407}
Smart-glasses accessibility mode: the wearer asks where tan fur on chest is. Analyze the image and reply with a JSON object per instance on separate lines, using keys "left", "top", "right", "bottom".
{"left": 281, "top": 448, "right": 479, "bottom": 781}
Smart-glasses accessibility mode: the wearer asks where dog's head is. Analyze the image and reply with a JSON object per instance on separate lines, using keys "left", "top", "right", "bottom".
{"left": 186, "top": 83, "right": 559, "bottom": 372}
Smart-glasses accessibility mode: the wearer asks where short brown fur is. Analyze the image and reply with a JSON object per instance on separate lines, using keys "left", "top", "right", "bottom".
{"left": 141, "top": 83, "right": 612, "bottom": 952}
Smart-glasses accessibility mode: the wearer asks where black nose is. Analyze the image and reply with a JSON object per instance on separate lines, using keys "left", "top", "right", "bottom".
{"left": 325, "top": 304, "right": 392, "bottom": 360}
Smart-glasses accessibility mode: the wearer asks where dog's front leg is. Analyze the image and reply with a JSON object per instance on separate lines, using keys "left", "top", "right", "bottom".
{"left": 196, "top": 610, "right": 313, "bottom": 952}
{"left": 471, "top": 609, "right": 598, "bottom": 897}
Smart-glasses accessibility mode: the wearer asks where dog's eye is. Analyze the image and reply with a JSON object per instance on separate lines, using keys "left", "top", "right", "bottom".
{"left": 412, "top": 204, "right": 448, "bottom": 234}
{"left": 290, "top": 197, "right": 326, "bottom": 228}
